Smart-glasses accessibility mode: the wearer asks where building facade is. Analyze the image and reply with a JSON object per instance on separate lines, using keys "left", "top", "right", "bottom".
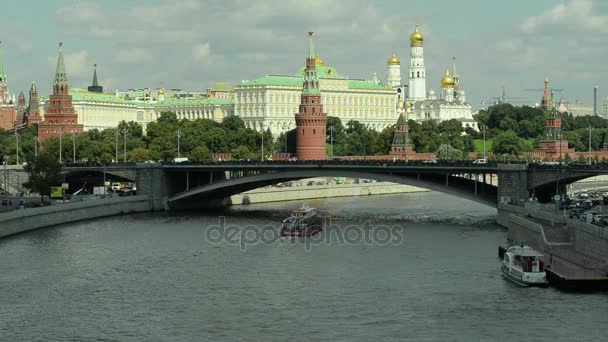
{"left": 40, "top": 68, "right": 234, "bottom": 131}
{"left": 235, "top": 56, "right": 396, "bottom": 136}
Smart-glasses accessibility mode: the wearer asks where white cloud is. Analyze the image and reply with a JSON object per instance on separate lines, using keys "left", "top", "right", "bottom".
{"left": 521, "top": 0, "right": 608, "bottom": 34}
{"left": 47, "top": 49, "right": 92, "bottom": 81}
{"left": 192, "top": 43, "right": 211, "bottom": 63}
{"left": 115, "top": 48, "right": 152, "bottom": 64}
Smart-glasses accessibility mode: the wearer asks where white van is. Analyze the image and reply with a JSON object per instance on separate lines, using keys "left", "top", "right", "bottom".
{"left": 473, "top": 158, "right": 488, "bottom": 164}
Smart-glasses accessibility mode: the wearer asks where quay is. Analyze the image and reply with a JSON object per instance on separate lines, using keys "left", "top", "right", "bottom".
{"left": 497, "top": 204, "right": 608, "bottom": 291}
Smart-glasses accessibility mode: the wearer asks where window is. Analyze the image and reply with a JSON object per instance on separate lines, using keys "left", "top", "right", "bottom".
{"left": 417, "top": 71, "right": 420, "bottom": 78}
{"left": 302, "top": 129, "right": 305, "bottom": 135}
{"left": 313, "top": 129, "right": 316, "bottom": 134}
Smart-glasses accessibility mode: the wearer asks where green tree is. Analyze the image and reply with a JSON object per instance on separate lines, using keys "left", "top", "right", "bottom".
{"left": 23, "top": 153, "right": 63, "bottom": 203}
{"left": 129, "top": 147, "right": 150, "bottom": 162}
{"left": 492, "top": 130, "right": 529, "bottom": 156}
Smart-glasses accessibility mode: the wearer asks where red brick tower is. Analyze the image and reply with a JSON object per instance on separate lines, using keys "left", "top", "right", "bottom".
{"left": 295, "top": 32, "right": 327, "bottom": 160}
{"left": 38, "top": 43, "right": 83, "bottom": 142}
{"left": 15, "top": 91, "right": 26, "bottom": 126}
{"left": 0, "top": 42, "right": 16, "bottom": 130}
{"left": 540, "top": 78, "right": 553, "bottom": 110}
{"left": 27, "top": 81, "right": 42, "bottom": 125}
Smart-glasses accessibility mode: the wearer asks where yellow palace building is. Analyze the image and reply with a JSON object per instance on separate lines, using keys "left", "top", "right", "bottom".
{"left": 234, "top": 54, "right": 397, "bottom": 136}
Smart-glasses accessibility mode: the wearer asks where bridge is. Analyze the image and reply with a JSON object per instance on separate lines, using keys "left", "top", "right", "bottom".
{"left": 62, "top": 161, "right": 607, "bottom": 211}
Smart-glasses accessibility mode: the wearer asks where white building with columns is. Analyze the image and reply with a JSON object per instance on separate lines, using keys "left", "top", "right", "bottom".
{"left": 234, "top": 55, "right": 397, "bottom": 136}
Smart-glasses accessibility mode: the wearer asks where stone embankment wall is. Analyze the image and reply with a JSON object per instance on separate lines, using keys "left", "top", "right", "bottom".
{"left": 229, "top": 182, "right": 429, "bottom": 205}
{"left": 0, "top": 196, "right": 151, "bottom": 239}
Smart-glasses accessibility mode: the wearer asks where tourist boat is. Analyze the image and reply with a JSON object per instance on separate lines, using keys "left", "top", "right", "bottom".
{"left": 280, "top": 203, "right": 323, "bottom": 237}
{"left": 501, "top": 244, "right": 549, "bottom": 287}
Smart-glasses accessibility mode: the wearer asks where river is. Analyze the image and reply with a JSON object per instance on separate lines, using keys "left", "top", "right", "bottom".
{"left": 0, "top": 192, "right": 606, "bottom": 341}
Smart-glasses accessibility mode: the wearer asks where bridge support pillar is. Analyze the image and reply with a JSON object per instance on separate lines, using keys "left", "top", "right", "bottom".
{"left": 497, "top": 164, "right": 529, "bottom": 206}
{"left": 136, "top": 165, "right": 168, "bottom": 211}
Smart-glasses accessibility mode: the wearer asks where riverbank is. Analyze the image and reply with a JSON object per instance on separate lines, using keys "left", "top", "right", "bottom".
{"left": 496, "top": 204, "right": 608, "bottom": 290}
{"left": 228, "top": 180, "right": 429, "bottom": 205}
{"left": 0, "top": 196, "right": 151, "bottom": 239}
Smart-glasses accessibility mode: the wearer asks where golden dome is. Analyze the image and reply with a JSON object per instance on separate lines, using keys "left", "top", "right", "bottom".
{"left": 410, "top": 24, "right": 424, "bottom": 46}
{"left": 440, "top": 68, "right": 455, "bottom": 88}
{"left": 315, "top": 54, "right": 325, "bottom": 66}
{"left": 388, "top": 53, "right": 400, "bottom": 65}
{"left": 406, "top": 101, "right": 412, "bottom": 108}
{"left": 158, "top": 88, "right": 165, "bottom": 95}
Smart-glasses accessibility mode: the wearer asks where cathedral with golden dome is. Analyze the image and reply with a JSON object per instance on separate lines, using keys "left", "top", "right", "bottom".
{"left": 386, "top": 24, "right": 477, "bottom": 131}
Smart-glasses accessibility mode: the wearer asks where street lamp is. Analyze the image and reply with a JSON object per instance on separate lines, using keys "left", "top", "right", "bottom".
{"left": 3, "top": 155, "right": 9, "bottom": 193}
{"left": 329, "top": 125, "right": 334, "bottom": 159}
{"left": 211, "top": 136, "right": 215, "bottom": 161}
{"left": 123, "top": 129, "right": 128, "bottom": 163}
{"left": 34, "top": 137, "right": 39, "bottom": 158}
{"left": 588, "top": 125, "right": 592, "bottom": 165}
{"left": 114, "top": 130, "right": 118, "bottom": 163}
{"left": 483, "top": 125, "right": 487, "bottom": 159}
{"left": 15, "top": 132, "right": 19, "bottom": 165}
{"left": 284, "top": 124, "right": 288, "bottom": 154}
{"left": 260, "top": 122, "right": 265, "bottom": 161}
{"left": 177, "top": 129, "right": 181, "bottom": 159}
{"left": 59, "top": 130, "right": 63, "bottom": 164}
{"left": 72, "top": 132, "right": 76, "bottom": 163}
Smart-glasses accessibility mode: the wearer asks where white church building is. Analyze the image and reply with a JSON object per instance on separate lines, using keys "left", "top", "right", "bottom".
{"left": 386, "top": 24, "right": 478, "bottom": 131}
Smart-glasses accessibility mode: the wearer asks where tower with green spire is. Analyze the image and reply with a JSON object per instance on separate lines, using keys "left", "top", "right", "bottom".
{"left": 88, "top": 64, "right": 103, "bottom": 93}
{"left": 38, "top": 42, "right": 83, "bottom": 142}
{"left": 295, "top": 32, "right": 327, "bottom": 160}
{"left": 0, "top": 40, "right": 17, "bottom": 131}
{"left": 28, "top": 81, "right": 42, "bottom": 124}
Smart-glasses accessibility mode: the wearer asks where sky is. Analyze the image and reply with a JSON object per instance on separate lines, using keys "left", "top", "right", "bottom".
{"left": 1, "top": 0, "right": 607, "bottom": 110}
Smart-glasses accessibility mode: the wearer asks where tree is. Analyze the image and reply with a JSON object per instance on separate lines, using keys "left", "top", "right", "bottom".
{"left": 23, "top": 153, "right": 63, "bottom": 203}
{"left": 129, "top": 147, "right": 150, "bottom": 162}
{"left": 492, "top": 130, "right": 529, "bottom": 156}
{"left": 231, "top": 146, "right": 254, "bottom": 160}
{"left": 189, "top": 145, "right": 211, "bottom": 161}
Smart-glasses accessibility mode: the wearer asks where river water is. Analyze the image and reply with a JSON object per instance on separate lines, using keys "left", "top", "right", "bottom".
{"left": 1, "top": 192, "right": 606, "bottom": 341}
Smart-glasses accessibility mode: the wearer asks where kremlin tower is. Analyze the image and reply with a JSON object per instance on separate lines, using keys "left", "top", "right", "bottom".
{"left": 0, "top": 42, "right": 16, "bottom": 130}
{"left": 295, "top": 32, "right": 327, "bottom": 160}
{"left": 408, "top": 24, "right": 426, "bottom": 101}
{"left": 27, "top": 81, "right": 42, "bottom": 125}
{"left": 38, "top": 43, "right": 83, "bottom": 142}
{"left": 15, "top": 91, "right": 26, "bottom": 126}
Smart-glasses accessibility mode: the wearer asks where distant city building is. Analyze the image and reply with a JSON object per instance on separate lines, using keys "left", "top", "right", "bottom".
{"left": 38, "top": 43, "right": 83, "bottom": 142}
{"left": 399, "top": 25, "right": 476, "bottom": 131}
{"left": 235, "top": 54, "right": 396, "bottom": 136}
{"left": 206, "top": 82, "right": 234, "bottom": 99}
{"left": 0, "top": 43, "right": 16, "bottom": 130}
{"left": 565, "top": 100, "right": 593, "bottom": 117}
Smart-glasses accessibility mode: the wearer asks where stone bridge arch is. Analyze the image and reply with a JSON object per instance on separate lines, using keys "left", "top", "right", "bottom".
{"left": 168, "top": 169, "right": 497, "bottom": 208}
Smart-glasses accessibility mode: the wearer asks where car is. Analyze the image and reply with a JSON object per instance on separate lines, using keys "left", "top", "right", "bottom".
{"left": 579, "top": 192, "right": 589, "bottom": 199}
{"left": 422, "top": 160, "right": 438, "bottom": 164}
{"left": 473, "top": 158, "right": 488, "bottom": 164}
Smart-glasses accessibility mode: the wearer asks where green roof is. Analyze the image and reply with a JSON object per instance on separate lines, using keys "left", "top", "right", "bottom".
{"left": 239, "top": 72, "right": 393, "bottom": 92}
{"left": 69, "top": 88, "right": 234, "bottom": 107}
{"left": 210, "top": 81, "right": 232, "bottom": 92}
{"left": 296, "top": 65, "right": 343, "bottom": 79}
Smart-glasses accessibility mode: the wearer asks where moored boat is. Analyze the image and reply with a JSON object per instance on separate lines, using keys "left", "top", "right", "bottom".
{"left": 501, "top": 244, "right": 549, "bottom": 287}
{"left": 280, "top": 203, "right": 323, "bottom": 237}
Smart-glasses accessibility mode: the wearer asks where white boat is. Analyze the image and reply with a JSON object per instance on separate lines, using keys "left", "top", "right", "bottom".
{"left": 280, "top": 203, "right": 323, "bottom": 237}
{"left": 501, "top": 245, "right": 549, "bottom": 287}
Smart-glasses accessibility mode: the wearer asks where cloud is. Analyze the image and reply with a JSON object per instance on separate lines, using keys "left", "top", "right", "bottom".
{"left": 521, "top": 0, "right": 608, "bottom": 34}
{"left": 115, "top": 48, "right": 153, "bottom": 64}
{"left": 192, "top": 43, "right": 210, "bottom": 63}
{"left": 47, "top": 49, "right": 93, "bottom": 81}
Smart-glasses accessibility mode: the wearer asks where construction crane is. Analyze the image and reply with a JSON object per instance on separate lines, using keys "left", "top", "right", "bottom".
{"left": 524, "top": 86, "right": 564, "bottom": 102}
{"left": 481, "top": 86, "right": 529, "bottom": 107}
